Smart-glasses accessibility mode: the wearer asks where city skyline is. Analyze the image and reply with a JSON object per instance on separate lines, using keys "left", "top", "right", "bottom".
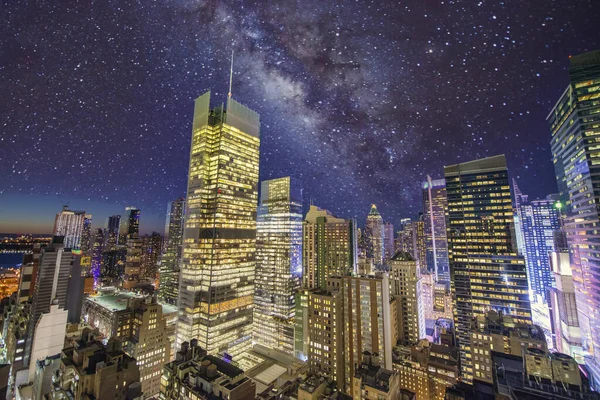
{"left": 3, "top": 2, "right": 599, "bottom": 235}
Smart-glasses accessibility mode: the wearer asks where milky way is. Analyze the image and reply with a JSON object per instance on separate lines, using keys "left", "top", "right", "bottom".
{"left": 2, "top": 0, "right": 599, "bottom": 230}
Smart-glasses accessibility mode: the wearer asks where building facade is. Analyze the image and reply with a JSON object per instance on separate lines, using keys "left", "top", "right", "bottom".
{"left": 365, "top": 204, "right": 385, "bottom": 266}
{"left": 52, "top": 206, "right": 90, "bottom": 250}
{"left": 177, "top": 92, "right": 260, "bottom": 357}
{"left": 254, "top": 177, "right": 303, "bottom": 355}
{"left": 159, "top": 198, "right": 186, "bottom": 305}
{"left": 422, "top": 176, "right": 450, "bottom": 283}
{"left": 444, "top": 155, "right": 532, "bottom": 382}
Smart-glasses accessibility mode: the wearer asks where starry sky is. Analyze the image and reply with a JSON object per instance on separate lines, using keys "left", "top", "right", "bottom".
{"left": 1, "top": 0, "right": 599, "bottom": 234}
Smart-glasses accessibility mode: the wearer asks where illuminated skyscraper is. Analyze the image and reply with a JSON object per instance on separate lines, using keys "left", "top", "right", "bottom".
{"left": 411, "top": 215, "right": 427, "bottom": 272}
{"left": 253, "top": 177, "right": 303, "bottom": 354}
{"left": 104, "top": 215, "right": 121, "bottom": 250}
{"left": 177, "top": 91, "right": 260, "bottom": 358}
{"left": 365, "top": 204, "right": 385, "bottom": 266}
{"left": 548, "top": 50, "right": 600, "bottom": 386}
{"left": 52, "top": 206, "right": 90, "bottom": 250}
{"left": 444, "top": 155, "right": 531, "bottom": 382}
{"left": 383, "top": 222, "right": 395, "bottom": 262}
{"left": 159, "top": 198, "right": 186, "bottom": 305}
{"left": 422, "top": 176, "right": 450, "bottom": 282}
{"left": 303, "top": 205, "right": 357, "bottom": 290}
{"left": 120, "top": 207, "right": 140, "bottom": 244}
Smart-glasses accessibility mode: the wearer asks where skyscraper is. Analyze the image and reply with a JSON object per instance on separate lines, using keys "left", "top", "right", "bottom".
{"left": 422, "top": 176, "right": 450, "bottom": 283}
{"left": 548, "top": 50, "right": 600, "bottom": 385}
{"left": 159, "top": 198, "right": 186, "bottom": 305}
{"left": 411, "top": 215, "right": 427, "bottom": 272}
{"left": 177, "top": 91, "right": 260, "bottom": 358}
{"left": 52, "top": 206, "right": 89, "bottom": 250}
{"left": 383, "top": 222, "right": 395, "bottom": 262}
{"left": 253, "top": 177, "right": 303, "bottom": 354}
{"left": 365, "top": 204, "right": 385, "bottom": 266}
{"left": 444, "top": 155, "right": 531, "bottom": 382}
{"left": 104, "top": 215, "right": 121, "bottom": 250}
{"left": 91, "top": 228, "right": 104, "bottom": 281}
{"left": 303, "top": 205, "right": 357, "bottom": 290}
{"left": 120, "top": 207, "right": 141, "bottom": 244}
{"left": 140, "top": 232, "right": 162, "bottom": 283}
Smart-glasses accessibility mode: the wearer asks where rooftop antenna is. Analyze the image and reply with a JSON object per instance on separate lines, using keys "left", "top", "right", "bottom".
{"left": 228, "top": 49, "right": 234, "bottom": 99}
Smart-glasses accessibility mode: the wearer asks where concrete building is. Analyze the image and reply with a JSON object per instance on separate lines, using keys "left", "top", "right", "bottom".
{"left": 389, "top": 252, "right": 425, "bottom": 346}
{"left": 352, "top": 353, "right": 399, "bottom": 400}
{"left": 177, "top": 92, "right": 260, "bottom": 357}
{"left": 159, "top": 339, "right": 256, "bottom": 400}
{"left": 254, "top": 177, "right": 303, "bottom": 355}
{"left": 303, "top": 205, "right": 357, "bottom": 290}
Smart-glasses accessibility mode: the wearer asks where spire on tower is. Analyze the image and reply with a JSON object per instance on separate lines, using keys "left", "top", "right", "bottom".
{"left": 228, "top": 49, "right": 234, "bottom": 99}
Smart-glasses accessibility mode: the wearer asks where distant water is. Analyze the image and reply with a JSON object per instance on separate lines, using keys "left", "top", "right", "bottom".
{"left": 0, "top": 253, "right": 24, "bottom": 269}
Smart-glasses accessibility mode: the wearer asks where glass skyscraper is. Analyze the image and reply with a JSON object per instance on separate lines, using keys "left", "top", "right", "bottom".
{"left": 422, "top": 175, "right": 450, "bottom": 283}
{"left": 365, "top": 204, "right": 385, "bottom": 266}
{"left": 159, "top": 198, "right": 186, "bottom": 305}
{"left": 253, "top": 177, "right": 303, "bottom": 355}
{"left": 548, "top": 50, "right": 600, "bottom": 387}
{"left": 177, "top": 91, "right": 260, "bottom": 358}
{"left": 445, "top": 155, "right": 531, "bottom": 382}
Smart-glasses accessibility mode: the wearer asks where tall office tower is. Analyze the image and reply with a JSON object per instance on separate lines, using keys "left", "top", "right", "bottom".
{"left": 177, "top": 91, "right": 260, "bottom": 358}
{"left": 512, "top": 179, "right": 527, "bottom": 255}
{"left": 395, "top": 218, "right": 413, "bottom": 254}
{"left": 444, "top": 155, "right": 532, "bottom": 382}
{"left": 383, "top": 222, "right": 395, "bottom": 262}
{"left": 104, "top": 215, "right": 121, "bottom": 250}
{"left": 80, "top": 214, "right": 93, "bottom": 255}
{"left": 122, "top": 237, "right": 143, "bottom": 289}
{"left": 389, "top": 251, "right": 425, "bottom": 345}
{"left": 411, "top": 215, "right": 427, "bottom": 272}
{"left": 120, "top": 207, "right": 141, "bottom": 244}
{"left": 303, "top": 205, "right": 357, "bottom": 290}
{"left": 159, "top": 198, "right": 186, "bottom": 305}
{"left": 343, "top": 274, "right": 397, "bottom": 395}
{"left": 91, "top": 228, "right": 104, "bottom": 280}
{"left": 549, "top": 250, "right": 584, "bottom": 362}
{"left": 253, "top": 177, "right": 303, "bottom": 354}
{"left": 23, "top": 237, "right": 74, "bottom": 368}
{"left": 365, "top": 204, "right": 385, "bottom": 266}
{"left": 548, "top": 50, "right": 600, "bottom": 385}
{"left": 514, "top": 190, "right": 561, "bottom": 304}
{"left": 140, "top": 232, "right": 163, "bottom": 283}
{"left": 422, "top": 176, "right": 450, "bottom": 283}
{"left": 52, "top": 206, "right": 88, "bottom": 250}
{"left": 17, "top": 245, "right": 41, "bottom": 303}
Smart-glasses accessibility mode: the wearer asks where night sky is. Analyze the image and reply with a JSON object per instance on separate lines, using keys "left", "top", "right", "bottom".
{"left": 1, "top": 1, "right": 599, "bottom": 234}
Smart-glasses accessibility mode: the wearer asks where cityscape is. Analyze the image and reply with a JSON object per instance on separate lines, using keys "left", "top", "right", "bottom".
{"left": 1, "top": 2, "right": 600, "bottom": 400}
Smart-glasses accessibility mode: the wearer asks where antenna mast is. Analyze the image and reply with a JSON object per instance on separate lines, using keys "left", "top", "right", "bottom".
{"left": 228, "top": 49, "right": 234, "bottom": 99}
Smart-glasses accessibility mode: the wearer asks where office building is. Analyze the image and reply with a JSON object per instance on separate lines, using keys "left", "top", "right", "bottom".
{"left": 159, "top": 198, "right": 186, "bottom": 305}
{"left": 549, "top": 250, "right": 584, "bottom": 362}
{"left": 303, "top": 205, "right": 357, "bottom": 290}
{"left": 16, "top": 245, "right": 41, "bottom": 304}
{"left": 411, "top": 216, "right": 427, "bottom": 273}
{"left": 548, "top": 50, "right": 600, "bottom": 386}
{"left": 52, "top": 206, "right": 90, "bottom": 250}
{"left": 27, "top": 302, "right": 68, "bottom": 382}
{"left": 120, "top": 207, "right": 141, "bottom": 244}
{"left": 365, "top": 204, "right": 385, "bottom": 266}
{"left": 384, "top": 222, "right": 395, "bottom": 262}
{"left": 90, "top": 228, "right": 104, "bottom": 281}
{"left": 140, "top": 232, "right": 163, "bottom": 284}
{"left": 160, "top": 339, "right": 256, "bottom": 400}
{"left": 177, "top": 91, "right": 260, "bottom": 357}
{"left": 254, "top": 177, "right": 303, "bottom": 355}
{"left": 395, "top": 218, "right": 413, "bottom": 255}
{"left": 105, "top": 214, "right": 121, "bottom": 250}
{"left": 389, "top": 252, "right": 425, "bottom": 345}
{"left": 122, "top": 236, "right": 143, "bottom": 289}
{"left": 422, "top": 176, "right": 450, "bottom": 283}
{"left": 444, "top": 155, "right": 531, "bottom": 382}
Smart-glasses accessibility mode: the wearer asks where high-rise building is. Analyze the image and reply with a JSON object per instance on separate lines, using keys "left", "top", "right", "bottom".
{"left": 105, "top": 214, "right": 121, "bottom": 250}
{"left": 91, "top": 228, "right": 104, "bottom": 281}
{"left": 365, "top": 204, "right": 385, "bottom": 266}
{"left": 548, "top": 50, "right": 600, "bottom": 386}
{"left": 389, "top": 251, "right": 425, "bottom": 345}
{"left": 177, "top": 91, "right": 260, "bottom": 357}
{"left": 411, "top": 216, "right": 427, "bottom": 273}
{"left": 444, "top": 155, "right": 531, "bottom": 382}
{"left": 159, "top": 198, "right": 186, "bottom": 305}
{"left": 253, "top": 177, "right": 303, "bottom": 355}
{"left": 120, "top": 207, "right": 141, "bottom": 244}
{"left": 422, "top": 176, "right": 450, "bottom": 283}
{"left": 513, "top": 187, "right": 561, "bottom": 305}
{"left": 395, "top": 218, "right": 413, "bottom": 254}
{"left": 303, "top": 205, "right": 357, "bottom": 290}
{"left": 52, "top": 206, "right": 89, "bottom": 250}
{"left": 549, "top": 250, "right": 584, "bottom": 363}
{"left": 122, "top": 236, "right": 143, "bottom": 289}
{"left": 80, "top": 214, "right": 92, "bottom": 255}
{"left": 383, "top": 222, "right": 395, "bottom": 262}
{"left": 140, "top": 232, "right": 163, "bottom": 283}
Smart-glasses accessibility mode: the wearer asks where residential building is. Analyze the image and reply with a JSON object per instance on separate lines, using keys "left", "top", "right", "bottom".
{"left": 352, "top": 353, "right": 400, "bottom": 400}
{"left": 52, "top": 206, "right": 89, "bottom": 250}
{"left": 254, "top": 177, "right": 303, "bottom": 355}
{"left": 177, "top": 91, "right": 260, "bottom": 357}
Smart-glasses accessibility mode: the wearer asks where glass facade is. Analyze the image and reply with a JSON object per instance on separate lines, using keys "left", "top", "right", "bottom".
{"left": 422, "top": 176, "right": 450, "bottom": 283}
{"left": 253, "top": 177, "right": 303, "bottom": 354}
{"left": 177, "top": 91, "right": 260, "bottom": 358}
{"left": 444, "top": 155, "right": 532, "bottom": 382}
{"left": 365, "top": 204, "right": 385, "bottom": 266}
{"left": 159, "top": 198, "right": 186, "bottom": 305}
{"left": 548, "top": 50, "right": 600, "bottom": 386}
